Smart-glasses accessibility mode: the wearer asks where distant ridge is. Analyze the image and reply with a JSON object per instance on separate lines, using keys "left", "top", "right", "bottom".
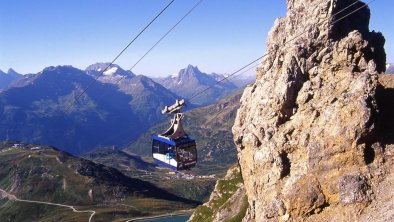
{"left": 0, "top": 65, "right": 170, "bottom": 154}
{"left": 0, "top": 63, "right": 241, "bottom": 155}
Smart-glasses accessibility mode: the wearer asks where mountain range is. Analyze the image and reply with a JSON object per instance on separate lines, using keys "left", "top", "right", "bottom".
{"left": 0, "top": 63, "right": 246, "bottom": 155}
{"left": 0, "top": 66, "right": 145, "bottom": 154}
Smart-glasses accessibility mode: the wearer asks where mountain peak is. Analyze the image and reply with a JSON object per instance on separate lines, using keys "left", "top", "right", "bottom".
{"left": 42, "top": 65, "right": 79, "bottom": 74}
{"left": 7, "top": 68, "right": 20, "bottom": 75}
{"left": 85, "top": 63, "right": 134, "bottom": 78}
{"left": 0, "top": 68, "right": 24, "bottom": 90}
{"left": 86, "top": 62, "right": 118, "bottom": 71}
{"left": 155, "top": 65, "right": 238, "bottom": 106}
{"left": 178, "top": 64, "right": 203, "bottom": 79}
{"left": 187, "top": 64, "right": 200, "bottom": 71}
{"left": 187, "top": 64, "right": 199, "bottom": 70}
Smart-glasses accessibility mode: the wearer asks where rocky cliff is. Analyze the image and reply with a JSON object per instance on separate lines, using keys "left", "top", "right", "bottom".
{"left": 189, "top": 165, "right": 248, "bottom": 222}
{"left": 232, "top": 0, "right": 392, "bottom": 221}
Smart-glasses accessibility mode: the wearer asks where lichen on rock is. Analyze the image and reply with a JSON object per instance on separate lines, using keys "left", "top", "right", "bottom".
{"left": 232, "top": 0, "right": 392, "bottom": 221}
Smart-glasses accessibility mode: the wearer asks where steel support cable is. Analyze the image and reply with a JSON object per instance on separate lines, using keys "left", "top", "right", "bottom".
{"left": 64, "top": 0, "right": 204, "bottom": 149}
{"left": 64, "top": 0, "right": 176, "bottom": 113}
{"left": 95, "top": 0, "right": 204, "bottom": 102}
{"left": 129, "top": 0, "right": 204, "bottom": 71}
{"left": 188, "top": 0, "right": 373, "bottom": 102}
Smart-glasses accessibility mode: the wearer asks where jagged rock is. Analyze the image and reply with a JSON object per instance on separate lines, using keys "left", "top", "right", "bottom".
{"left": 188, "top": 165, "right": 248, "bottom": 222}
{"left": 232, "top": 0, "right": 392, "bottom": 221}
{"left": 338, "top": 173, "right": 372, "bottom": 204}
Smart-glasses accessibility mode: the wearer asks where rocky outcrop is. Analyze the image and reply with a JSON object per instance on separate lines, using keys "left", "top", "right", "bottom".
{"left": 232, "top": 0, "right": 392, "bottom": 221}
{"left": 188, "top": 165, "right": 248, "bottom": 222}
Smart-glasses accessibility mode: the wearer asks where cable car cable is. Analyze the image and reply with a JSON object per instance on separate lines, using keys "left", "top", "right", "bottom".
{"left": 60, "top": 0, "right": 205, "bottom": 150}
{"left": 129, "top": 0, "right": 204, "bottom": 71}
{"left": 96, "top": 0, "right": 204, "bottom": 102}
{"left": 64, "top": 0, "right": 176, "bottom": 113}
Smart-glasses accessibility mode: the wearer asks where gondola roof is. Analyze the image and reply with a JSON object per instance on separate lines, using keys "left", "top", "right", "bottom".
{"left": 153, "top": 135, "right": 195, "bottom": 145}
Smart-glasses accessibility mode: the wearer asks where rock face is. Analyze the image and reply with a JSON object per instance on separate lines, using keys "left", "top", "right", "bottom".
{"left": 232, "top": 0, "right": 392, "bottom": 221}
{"left": 188, "top": 165, "right": 248, "bottom": 222}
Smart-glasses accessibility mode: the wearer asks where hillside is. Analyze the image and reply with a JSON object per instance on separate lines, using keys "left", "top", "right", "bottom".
{"left": 83, "top": 147, "right": 217, "bottom": 203}
{"left": 0, "top": 141, "right": 198, "bottom": 222}
{"left": 125, "top": 89, "right": 243, "bottom": 176}
{"left": 82, "top": 147, "right": 157, "bottom": 177}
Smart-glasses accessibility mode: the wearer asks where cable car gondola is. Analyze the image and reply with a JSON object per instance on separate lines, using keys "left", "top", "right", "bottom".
{"left": 152, "top": 99, "right": 197, "bottom": 170}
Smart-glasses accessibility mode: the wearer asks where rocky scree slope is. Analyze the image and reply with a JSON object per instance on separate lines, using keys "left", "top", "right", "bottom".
{"left": 232, "top": 0, "right": 392, "bottom": 221}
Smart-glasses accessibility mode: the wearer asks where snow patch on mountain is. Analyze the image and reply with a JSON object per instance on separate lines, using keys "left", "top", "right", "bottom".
{"left": 103, "top": 66, "right": 118, "bottom": 76}
{"left": 386, "top": 63, "right": 394, "bottom": 74}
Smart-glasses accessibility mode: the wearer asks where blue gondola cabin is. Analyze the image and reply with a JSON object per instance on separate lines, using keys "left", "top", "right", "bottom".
{"left": 152, "top": 99, "right": 197, "bottom": 170}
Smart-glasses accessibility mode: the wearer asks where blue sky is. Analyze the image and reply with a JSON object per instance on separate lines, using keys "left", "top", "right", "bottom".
{"left": 0, "top": 0, "right": 392, "bottom": 76}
